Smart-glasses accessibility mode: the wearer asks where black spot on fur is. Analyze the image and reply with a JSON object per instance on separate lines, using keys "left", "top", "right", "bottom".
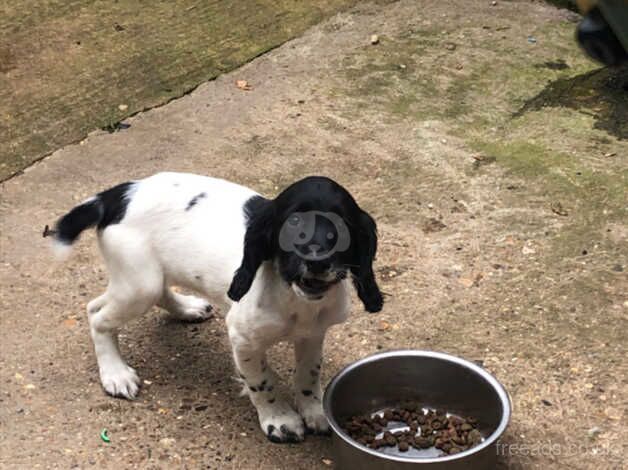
{"left": 267, "top": 385, "right": 274, "bottom": 392}
{"left": 267, "top": 425, "right": 281, "bottom": 443}
{"left": 195, "top": 275, "right": 202, "bottom": 281}
{"left": 280, "top": 425, "right": 302, "bottom": 443}
{"left": 185, "top": 192, "right": 207, "bottom": 211}
{"left": 243, "top": 358, "right": 251, "bottom": 362}
{"left": 302, "top": 390, "right": 312, "bottom": 396}
{"left": 249, "top": 386, "right": 257, "bottom": 392}
{"left": 268, "top": 398, "right": 275, "bottom": 404}
{"left": 97, "top": 182, "right": 135, "bottom": 229}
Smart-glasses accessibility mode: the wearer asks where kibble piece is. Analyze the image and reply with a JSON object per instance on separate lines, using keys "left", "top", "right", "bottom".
{"left": 414, "top": 437, "right": 432, "bottom": 449}
{"left": 460, "top": 423, "right": 473, "bottom": 431}
{"left": 449, "top": 446, "right": 462, "bottom": 455}
{"left": 398, "top": 441, "right": 410, "bottom": 452}
{"left": 449, "top": 416, "right": 464, "bottom": 426}
{"left": 467, "top": 429, "right": 483, "bottom": 445}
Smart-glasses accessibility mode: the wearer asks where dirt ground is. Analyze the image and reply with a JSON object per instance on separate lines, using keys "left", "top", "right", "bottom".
{"left": 0, "top": 0, "right": 626, "bottom": 469}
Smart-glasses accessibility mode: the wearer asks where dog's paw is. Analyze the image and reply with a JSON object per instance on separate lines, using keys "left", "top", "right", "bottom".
{"left": 258, "top": 402, "right": 305, "bottom": 443}
{"left": 298, "top": 399, "right": 330, "bottom": 435}
{"left": 100, "top": 364, "right": 140, "bottom": 399}
{"left": 169, "top": 295, "right": 213, "bottom": 322}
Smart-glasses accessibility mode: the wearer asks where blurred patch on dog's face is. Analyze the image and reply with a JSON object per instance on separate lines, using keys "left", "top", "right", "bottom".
{"left": 277, "top": 210, "right": 351, "bottom": 300}
{"left": 278, "top": 211, "right": 350, "bottom": 261}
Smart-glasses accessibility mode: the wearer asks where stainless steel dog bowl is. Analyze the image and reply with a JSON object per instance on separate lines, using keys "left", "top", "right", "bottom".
{"left": 323, "top": 350, "right": 511, "bottom": 469}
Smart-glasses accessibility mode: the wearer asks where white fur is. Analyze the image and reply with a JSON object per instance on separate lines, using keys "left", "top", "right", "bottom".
{"left": 71, "top": 172, "right": 351, "bottom": 441}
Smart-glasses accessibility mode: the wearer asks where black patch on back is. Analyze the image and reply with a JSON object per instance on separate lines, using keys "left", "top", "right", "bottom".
{"left": 97, "top": 182, "right": 135, "bottom": 229}
{"left": 185, "top": 192, "right": 207, "bottom": 211}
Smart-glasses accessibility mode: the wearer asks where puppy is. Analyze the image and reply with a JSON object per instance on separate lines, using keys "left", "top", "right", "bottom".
{"left": 48, "top": 172, "right": 383, "bottom": 442}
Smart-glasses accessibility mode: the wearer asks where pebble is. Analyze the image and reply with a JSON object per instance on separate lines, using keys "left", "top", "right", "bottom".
{"left": 370, "top": 34, "right": 379, "bottom": 45}
{"left": 587, "top": 427, "right": 602, "bottom": 438}
{"left": 159, "top": 437, "right": 176, "bottom": 447}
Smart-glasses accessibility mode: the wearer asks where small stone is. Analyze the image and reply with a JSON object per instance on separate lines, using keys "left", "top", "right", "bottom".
{"left": 322, "top": 458, "right": 333, "bottom": 466}
{"left": 235, "top": 80, "right": 252, "bottom": 91}
{"left": 118, "top": 104, "right": 128, "bottom": 111}
{"left": 444, "top": 42, "right": 456, "bottom": 51}
{"left": 587, "top": 427, "right": 602, "bottom": 439}
{"left": 611, "top": 264, "right": 623, "bottom": 272}
{"left": 522, "top": 245, "right": 536, "bottom": 255}
{"left": 370, "top": 34, "right": 379, "bottom": 45}
{"left": 159, "top": 437, "right": 176, "bottom": 447}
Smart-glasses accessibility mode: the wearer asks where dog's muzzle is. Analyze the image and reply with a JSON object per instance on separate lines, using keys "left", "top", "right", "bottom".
{"left": 294, "top": 276, "right": 340, "bottom": 300}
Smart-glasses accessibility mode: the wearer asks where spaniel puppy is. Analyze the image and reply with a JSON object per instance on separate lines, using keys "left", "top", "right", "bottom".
{"left": 48, "top": 172, "right": 382, "bottom": 443}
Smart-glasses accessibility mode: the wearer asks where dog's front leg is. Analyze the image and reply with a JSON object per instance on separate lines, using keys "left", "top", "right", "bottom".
{"left": 294, "top": 335, "right": 330, "bottom": 435}
{"left": 229, "top": 329, "right": 305, "bottom": 443}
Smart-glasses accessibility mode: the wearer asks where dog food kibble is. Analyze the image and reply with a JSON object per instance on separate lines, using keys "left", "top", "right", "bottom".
{"left": 342, "top": 403, "right": 483, "bottom": 458}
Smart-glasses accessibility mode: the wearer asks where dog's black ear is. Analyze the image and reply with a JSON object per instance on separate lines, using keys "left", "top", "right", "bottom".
{"left": 228, "top": 197, "right": 275, "bottom": 302}
{"left": 350, "top": 209, "right": 383, "bottom": 313}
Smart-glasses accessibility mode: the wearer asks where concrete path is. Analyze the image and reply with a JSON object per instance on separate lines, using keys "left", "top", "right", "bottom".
{"left": 1, "top": 1, "right": 625, "bottom": 469}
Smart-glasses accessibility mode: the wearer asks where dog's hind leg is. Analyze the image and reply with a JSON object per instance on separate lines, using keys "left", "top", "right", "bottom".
{"left": 89, "top": 227, "right": 163, "bottom": 399}
{"left": 158, "top": 288, "right": 213, "bottom": 322}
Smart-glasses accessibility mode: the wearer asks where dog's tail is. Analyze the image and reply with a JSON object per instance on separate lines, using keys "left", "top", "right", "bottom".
{"left": 44, "top": 182, "right": 135, "bottom": 260}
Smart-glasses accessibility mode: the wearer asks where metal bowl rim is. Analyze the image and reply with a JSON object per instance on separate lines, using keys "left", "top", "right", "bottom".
{"left": 323, "top": 349, "right": 511, "bottom": 464}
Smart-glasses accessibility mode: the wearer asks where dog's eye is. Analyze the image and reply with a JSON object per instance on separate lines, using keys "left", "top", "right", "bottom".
{"left": 326, "top": 232, "right": 335, "bottom": 240}
{"left": 299, "top": 232, "right": 307, "bottom": 239}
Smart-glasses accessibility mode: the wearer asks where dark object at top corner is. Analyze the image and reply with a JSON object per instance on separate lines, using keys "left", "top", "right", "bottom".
{"left": 576, "top": 2, "right": 628, "bottom": 66}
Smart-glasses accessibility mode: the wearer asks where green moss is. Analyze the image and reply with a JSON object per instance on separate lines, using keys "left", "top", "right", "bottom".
{"left": 0, "top": 0, "right": 359, "bottom": 180}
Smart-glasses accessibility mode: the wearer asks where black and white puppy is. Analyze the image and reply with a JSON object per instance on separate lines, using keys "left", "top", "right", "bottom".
{"left": 49, "top": 172, "right": 383, "bottom": 443}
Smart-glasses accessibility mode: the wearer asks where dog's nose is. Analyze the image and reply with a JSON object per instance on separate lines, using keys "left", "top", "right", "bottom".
{"left": 308, "top": 243, "right": 321, "bottom": 253}
{"left": 306, "top": 259, "right": 331, "bottom": 275}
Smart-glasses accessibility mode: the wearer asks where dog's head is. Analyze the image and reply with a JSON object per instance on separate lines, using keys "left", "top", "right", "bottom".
{"left": 227, "top": 176, "right": 383, "bottom": 312}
